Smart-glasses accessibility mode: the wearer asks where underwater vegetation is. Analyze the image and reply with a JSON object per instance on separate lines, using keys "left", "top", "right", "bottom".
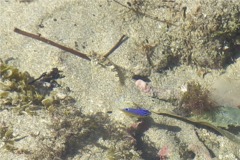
{"left": 133, "top": 80, "right": 240, "bottom": 144}
{"left": 179, "top": 81, "right": 240, "bottom": 128}
{"left": 28, "top": 106, "right": 142, "bottom": 160}
{"left": 0, "top": 59, "right": 70, "bottom": 115}
{"left": 118, "top": 0, "right": 240, "bottom": 71}
{"left": 180, "top": 81, "right": 219, "bottom": 116}
{"left": 176, "top": 81, "right": 240, "bottom": 143}
{"left": 172, "top": 1, "right": 240, "bottom": 69}
{"left": 0, "top": 121, "right": 29, "bottom": 154}
{"left": 0, "top": 58, "right": 43, "bottom": 107}
{"left": 0, "top": 60, "right": 143, "bottom": 159}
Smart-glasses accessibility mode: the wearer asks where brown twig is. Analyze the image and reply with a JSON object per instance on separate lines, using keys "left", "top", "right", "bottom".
{"left": 103, "top": 35, "right": 128, "bottom": 58}
{"left": 14, "top": 28, "right": 91, "bottom": 61}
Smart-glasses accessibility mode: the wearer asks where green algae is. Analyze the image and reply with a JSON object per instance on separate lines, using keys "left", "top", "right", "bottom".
{"left": 150, "top": 81, "right": 240, "bottom": 144}
{"left": 191, "top": 106, "right": 240, "bottom": 129}
{"left": 152, "top": 109, "right": 240, "bottom": 144}
{"left": 0, "top": 59, "right": 73, "bottom": 115}
{"left": 0, "top": 59, "right": 43, "bottom": 112}
{"left": 0, "top": 59, "right": 142, "bottom": 159}
{"left": 28, "top": 106, "right": 141, "bottom": 160}
{"left": 0, "top": 121, "right": 28, "bottom": 153}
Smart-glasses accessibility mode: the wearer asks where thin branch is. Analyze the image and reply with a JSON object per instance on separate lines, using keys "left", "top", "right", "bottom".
{"left": 103, "top": 35, "right": 128, "bottom": 58}
{"left": 14, "top": 28, "right": 91, "bottom": 61}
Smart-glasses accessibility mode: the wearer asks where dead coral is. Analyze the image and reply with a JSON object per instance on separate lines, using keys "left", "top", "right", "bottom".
{"left": 158, "top": 145, "right": 169, "bottom": 160}
{"left": 135, "top": 79, "right": 153, "bottom": 96}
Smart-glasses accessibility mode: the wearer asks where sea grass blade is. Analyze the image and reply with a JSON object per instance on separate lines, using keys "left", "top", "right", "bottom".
{"left": 152, "top": 110, "right": 240, "bottom": 144}
{"left": 191, "top": 107, "right": 240, "bottom": 129}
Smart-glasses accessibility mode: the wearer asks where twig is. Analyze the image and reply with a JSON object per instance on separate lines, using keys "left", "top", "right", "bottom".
{"left": 103, "top": 35, "right": 128, "bottom": 58}
{"left": 14, "top": 28, "right": 91, "bottom": 61}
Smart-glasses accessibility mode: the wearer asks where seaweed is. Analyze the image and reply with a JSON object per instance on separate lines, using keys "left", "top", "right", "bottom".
{"left": 0, "top": 59, "right": 72, "bottom": 115}
{"left": 179, "top": 81, "right": 219, "bottom": 116}
{"left": 0, "top": 121, "right": 28, "bottom": 153}
{"left": 191, "top": 106, "right": 240, "bottom": 129}
{"left": 173, "top": 81, "right": 240, "bottom": 143}
{"left": 152, "top": 109, "right": 240, "bottom": 144}
{"left": 0, "top": 60, "right": 140, "bottom": 159}
{"left": 179, "top": 81, "right": 240, "bottom": 128}
{"left": 29, "top": 106, "right": 141, "bottom": 160}
{"left": 0, "top": 59, "right": 43, "bottom": 109}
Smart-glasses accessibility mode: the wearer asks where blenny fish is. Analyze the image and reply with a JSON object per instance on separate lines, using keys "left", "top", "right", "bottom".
{"left": 121, "top": 108, "right": 151, "bottom": 118}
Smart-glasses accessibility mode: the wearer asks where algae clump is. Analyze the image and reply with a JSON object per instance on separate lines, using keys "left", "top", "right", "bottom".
{"left": 0, "top": 59, "right": 68, "bottom": 114}
{"left": 0, "top": 59, "right": 43, "bottom": 110}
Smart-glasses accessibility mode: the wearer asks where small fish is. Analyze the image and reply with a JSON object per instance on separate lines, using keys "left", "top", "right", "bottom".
{"left": 121, "top": 108, "right": 151, "bottom": 117}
